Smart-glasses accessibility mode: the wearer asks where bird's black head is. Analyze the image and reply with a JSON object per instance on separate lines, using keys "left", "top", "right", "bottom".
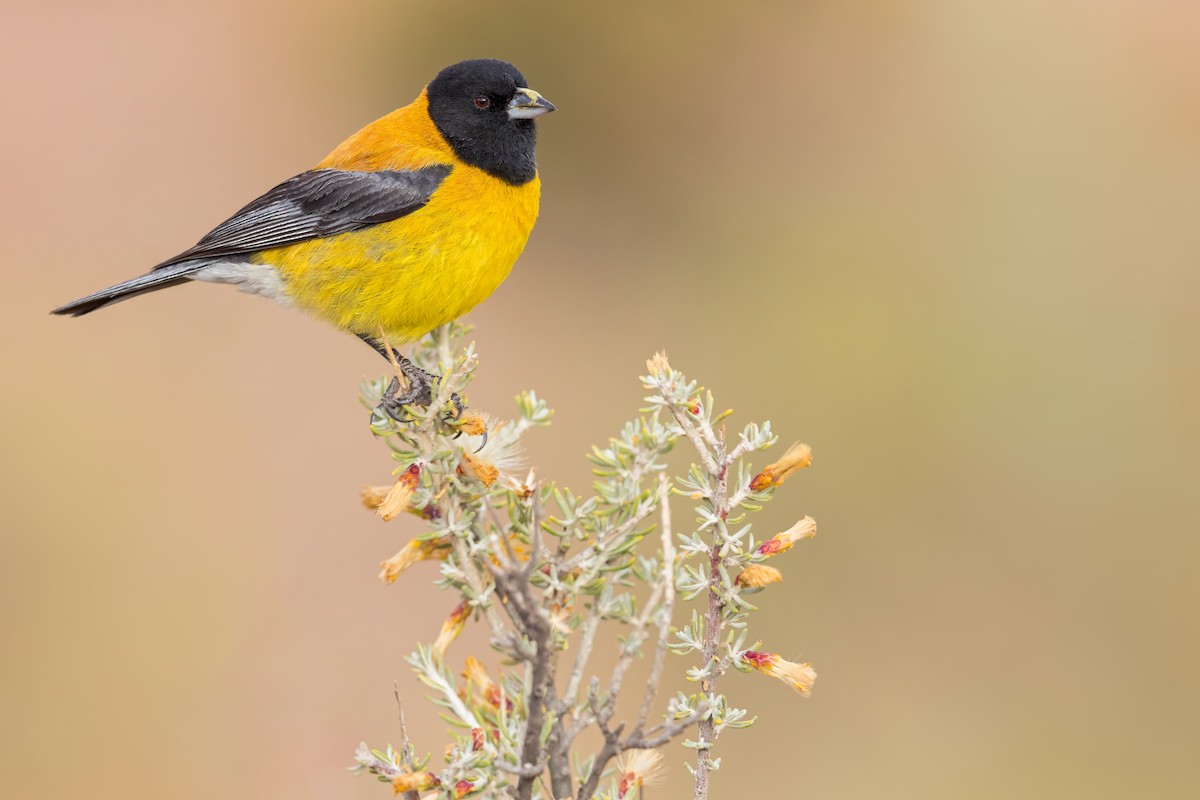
{"left": 426, "top": 59, "right": 555, "bottom": 186}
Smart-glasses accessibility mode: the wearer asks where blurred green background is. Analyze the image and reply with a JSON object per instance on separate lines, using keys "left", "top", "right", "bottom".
{"left": 3, "top": 1, "right": 1198, "bottom": 797}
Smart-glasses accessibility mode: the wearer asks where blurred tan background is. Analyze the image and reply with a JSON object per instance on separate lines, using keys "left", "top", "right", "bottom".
{"left": 3, "top": 1, "right": 1199, "bottom": 797}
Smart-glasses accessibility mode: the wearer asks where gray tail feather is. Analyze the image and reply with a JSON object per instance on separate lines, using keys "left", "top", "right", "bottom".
{"left": 51, "top": 262, "right": 207, "bottom": 317}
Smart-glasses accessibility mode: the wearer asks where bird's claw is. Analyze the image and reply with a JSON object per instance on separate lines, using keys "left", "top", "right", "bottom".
{"left": 450, "top": 428, "right": 487, "bottom": 453}
{"left": 445, "top": 396, "right": 486, "bottom": 452}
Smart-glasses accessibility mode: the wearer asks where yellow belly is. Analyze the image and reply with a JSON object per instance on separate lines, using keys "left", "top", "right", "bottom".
{"left": 255, "top": 164, "right": 540, "bottom": 342}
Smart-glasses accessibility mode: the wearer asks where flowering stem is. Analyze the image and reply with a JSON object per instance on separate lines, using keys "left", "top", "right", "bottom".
{"left": 660, "top": 399, "right": 731, "bottom": 800}
{"left": 693, "top": 467, "right": 727, "bottom": 800}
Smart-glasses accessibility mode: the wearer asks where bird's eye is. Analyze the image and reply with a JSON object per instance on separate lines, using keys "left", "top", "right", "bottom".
{"left": 473, "top": 95, "right": 491, "bottom": 109}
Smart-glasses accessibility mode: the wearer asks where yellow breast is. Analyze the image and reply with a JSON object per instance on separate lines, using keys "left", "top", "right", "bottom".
{"left": 254, "top": 90, "right": 540, "bottom": 342}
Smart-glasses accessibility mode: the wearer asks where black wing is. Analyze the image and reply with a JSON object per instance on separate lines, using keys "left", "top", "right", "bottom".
{"left": 154, "top": 164, "right": 453, "bottom": 269}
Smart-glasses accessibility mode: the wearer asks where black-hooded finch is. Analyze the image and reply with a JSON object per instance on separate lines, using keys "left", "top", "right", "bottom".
{"left": 52, "top": 58, "right": 555, "bottom": 410}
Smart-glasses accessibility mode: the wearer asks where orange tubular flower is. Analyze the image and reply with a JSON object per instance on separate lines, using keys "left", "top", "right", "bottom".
{"left": 735, "top": 564, "right": 783, "bottom": 591}
{"left": 756, "top": 516, "right": 817, "bottom": 557}
{"left": 378, "top": 536, "right": 452, "bottom": 584}
{"left": 741, "top": 650, "right": 817, "bottom": 697}
{"left": 454, "top": 779, "right": 476, "bottom": 798}
{"left": 391, "top": 771, "right": 440, "bottom": 794}
{"left": 749, "top": 442, "right": 812, "bottom": 491}
{"left": 462, "top": 656, "right": 512, "bottom": 711}
{"left": 616, "top": 748, "right": 665, "bottom": 798}
{"left": 462, "top": 656, "right": 494, "bottom": 695}
{"left": 455, "top": 412, "right": 489, "bottom": 437}
{"left": 432, "top": 601, "right": 471, "bottom": 659}
{"left": 377, "top": 464, "right": 421, "bottom": 521}
{"left": 461, "top": 451, "right": 499, "bottom": 486}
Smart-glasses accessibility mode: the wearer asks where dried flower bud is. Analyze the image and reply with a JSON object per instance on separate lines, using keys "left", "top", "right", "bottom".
{"left": 547, "top": 601, "right": 576, "bottom": 636}
{"left": 735, "top": 563, "right": 783, "bottom": 591}
{"left": 741, "top": 650, "right": 817, "bottom": 697}
{"left": 503, "top": 468, "right": 537, "bottom": 499}
{"left": 616, "top": 748, "right": 665, "bottom": 798}
{"left": 391, "top": 771, "right": 440, "bottom": 794}
{"left": 378, "top": 537, "right": 451, "bottom": 584}
{"left": 461, "top": 451, "right": 499, "bottom": 486}
{"left": 432, "top": 601, "right": 470, "bottom": 659}
{"left": 749, "top": 442, "right": 812, "bottom": 491}
{"left": 377, "top": 464, "right": 421, "bottom": 521}
{"left": 470, "top": 727, "right": 485, "bottom": 751}
{"left": 757, "top": 516, "right": 817, "bottom": 557}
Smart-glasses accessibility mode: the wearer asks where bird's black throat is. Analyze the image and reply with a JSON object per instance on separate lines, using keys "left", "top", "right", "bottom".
{"left": 431, "top": 114, "right": 538, "bottom": 186}
{"left": 426, "top": 59, "right": 540, "bottom": 186}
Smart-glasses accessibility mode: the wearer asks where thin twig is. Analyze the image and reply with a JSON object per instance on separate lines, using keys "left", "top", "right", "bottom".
{"left": 633, "top": 475, "right": 677, "bottom": 735}
{"left": 560, "top": 609, "right": 601, "bottom": 714}
{"left": 494, "top": 760, "right": 547, "bottom": 778}
{"left": 600, "top": 574, "right": 665, "bottom": 724}
{"left": 447, "top": 534, "right": 514, "bottom": 655}
{"left": 560, "top": 500, "right": 659, "bottom": 574}
{"left": 575, "top": 701, "right": 625, "bottom": 800}
{"left": 625, "top": 708, "right": 702, "bottom": 749}
{"left": 676, "top": 414, "right": 720, "bottom": 475}
{"left": 392, "top": 686, "right": 421, "bottom": 800}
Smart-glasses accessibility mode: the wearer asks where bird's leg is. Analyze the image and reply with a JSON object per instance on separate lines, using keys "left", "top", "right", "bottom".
{"left": 359, "top": 333, "right": 440, "bottom": 419}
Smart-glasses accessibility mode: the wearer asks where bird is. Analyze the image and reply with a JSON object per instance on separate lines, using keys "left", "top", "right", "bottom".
{"left": 52, "top": 58, "right": 555, "bottom": 414}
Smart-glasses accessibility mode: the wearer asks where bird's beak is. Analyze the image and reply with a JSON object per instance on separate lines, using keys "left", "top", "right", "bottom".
{"left": 507, "top": 88, "right": 556, "bottom": 120}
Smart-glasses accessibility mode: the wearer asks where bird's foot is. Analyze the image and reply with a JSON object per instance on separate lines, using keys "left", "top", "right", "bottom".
{"left": 375, "top": 355, "right": 467, "bottom": 424}
{"left": 378, "top": 356, "right": 440, "bottom": 420}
